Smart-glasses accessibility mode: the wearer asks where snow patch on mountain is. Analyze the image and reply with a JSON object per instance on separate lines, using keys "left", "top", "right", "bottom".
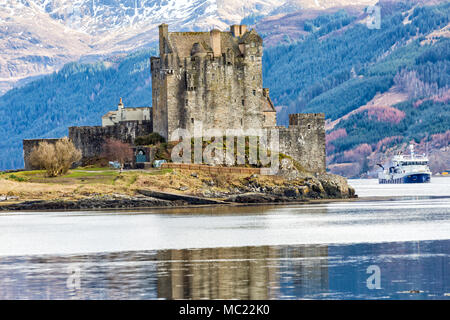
{"left": 0, "top": 0, "right": 377, "bottom": 94}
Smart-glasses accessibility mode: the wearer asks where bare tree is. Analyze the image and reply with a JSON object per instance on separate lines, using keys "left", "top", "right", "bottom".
{"left": 29, "top": 137, "right": 82, "bottom": 177}
{"left": 102, "top": 139, "right": 134, "bottom": 170}
{"left": 394, "top": 69, "right": 444, "bottom": 99}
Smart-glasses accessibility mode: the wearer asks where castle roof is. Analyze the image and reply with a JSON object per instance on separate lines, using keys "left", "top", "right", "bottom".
{"left": 102, "top": 111, "right": 116, "bottom": 119}
{"left": 262, "top": 96, "right": 276, "bottom": 113}
{"left": 239, "top": 29, "right": 262, "bottom": 44}
{"left": 191, "top": 42, "right": 209, "bottom": 56}
{"left": 101, "top": 106, "right": 151, "bottom": 119}
{"left": 167, "top": 30, "right": 246, "bottom": 58}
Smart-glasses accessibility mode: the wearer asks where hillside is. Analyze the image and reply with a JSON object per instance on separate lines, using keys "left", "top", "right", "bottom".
{"left": 263, "top": 0, "right": 450, "bottom": 176}
{"left": 1, "top": 0, "right": 376, "bottom": 94}
{"left": 0, "top": 0, "right": 449, "bottom": 176}
{"left": 0, "top": 49, "right": 154, "bottom": 170}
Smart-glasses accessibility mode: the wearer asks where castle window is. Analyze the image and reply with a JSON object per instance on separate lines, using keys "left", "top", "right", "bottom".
{"left": 253, "top": 89, "right": 256, "bottom": 96}
{"left": 185, "top": 99, "right": 188, "bottom": 106}
{"left": 242, "top": 99, "right": 245, "bottom": 106}
{"left": 191, "top": 118, "right": 194, "bottom": 124}
{"left": 240, "top": 119, "right": 243, "bottom": 126}
{"left": 308, "top": 124, "right": 311, "bottom": 129}
{"left": 250, "top": 56, "right": 254, "bottom": 61}
{"left": 251, "top": 42, "right": 255, "bottom": 47}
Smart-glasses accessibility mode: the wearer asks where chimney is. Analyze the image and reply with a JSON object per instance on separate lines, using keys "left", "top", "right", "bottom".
{"left": 210, "top": 29, "right": 221, "bottom": 57}
{"left": 230, "top": 24, "right": 241, "bottom": 37}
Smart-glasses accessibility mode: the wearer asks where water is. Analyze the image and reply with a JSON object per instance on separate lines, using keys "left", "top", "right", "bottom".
{"left": 0, "top": 178, "right": 449, "bottom": 299}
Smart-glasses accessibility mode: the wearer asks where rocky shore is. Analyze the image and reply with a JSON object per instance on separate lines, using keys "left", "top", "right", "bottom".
{"left": 0, "top": 170, "right": 356, "bottom": 211}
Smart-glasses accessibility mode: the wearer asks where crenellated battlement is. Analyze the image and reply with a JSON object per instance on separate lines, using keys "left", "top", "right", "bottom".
{"left": 289, "top": 113, "right": 325, "bottom": 126}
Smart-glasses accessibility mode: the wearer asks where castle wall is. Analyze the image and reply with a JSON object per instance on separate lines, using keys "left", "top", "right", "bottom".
{"left": 278, "top": 114, "right": 326, "bottom": 173}
{"left": 69, "top": 120, "right": 152, "bottom": 163}
{"left": 23, "top": 138, "right": 60, "bottom": 170}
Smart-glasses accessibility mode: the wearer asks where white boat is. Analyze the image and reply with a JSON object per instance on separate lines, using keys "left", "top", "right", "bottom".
{"left": 378, "top": 145, "right": 431, "bottom": 184}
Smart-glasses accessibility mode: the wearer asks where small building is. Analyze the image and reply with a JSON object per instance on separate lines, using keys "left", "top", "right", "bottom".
{"left": 132, "top": 146, "right": 157, "bottom": 169}
{"left": 102, "top": 98, "right": 151, "bottom": 127}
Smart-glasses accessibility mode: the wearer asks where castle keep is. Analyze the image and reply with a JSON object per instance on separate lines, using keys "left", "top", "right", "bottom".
{"left": 151, "top": 24, "right": 276, "bottom": 140}
{"left": 23, "top": 24, "right": 326, "bottom": 173}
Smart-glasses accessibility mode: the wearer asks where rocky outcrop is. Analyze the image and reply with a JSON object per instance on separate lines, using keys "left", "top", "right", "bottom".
{"left": 318, "top": 174, "right": 356, "bottom": 199}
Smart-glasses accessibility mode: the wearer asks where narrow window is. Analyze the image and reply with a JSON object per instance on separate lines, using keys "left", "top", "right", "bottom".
{"left": 191, "top": 118, "right": 194, "bottom": 124}
{"left": 242, "top": 99, "right": 245, "bottom": 106}
{"left": 253, "top": 89, "right": 256, "bottom": 96}
{"left": 185, "top": 99, "right": 188, "bottom": 106}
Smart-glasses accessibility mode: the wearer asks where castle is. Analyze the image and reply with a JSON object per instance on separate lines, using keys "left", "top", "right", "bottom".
{"left": 23, "top": 24, "right": 326, "bottom": 173}
{"left": 151, "top": 24, "right": 276, "bottom": 140}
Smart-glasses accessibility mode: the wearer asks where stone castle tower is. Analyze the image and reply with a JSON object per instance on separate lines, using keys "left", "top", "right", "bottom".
{"left": 151, "top": 24, "right": 277, "bottom": 140}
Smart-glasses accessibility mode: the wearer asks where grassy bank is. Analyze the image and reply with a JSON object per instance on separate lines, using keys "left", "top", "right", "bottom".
{"left": 0, "top": 167, "right": 174, "bottom": 203}
{"left": 0, "top": 165, "right": 355, "bottom": 208}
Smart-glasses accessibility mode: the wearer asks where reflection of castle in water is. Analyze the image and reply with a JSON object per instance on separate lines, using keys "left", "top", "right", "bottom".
{"left": 0, "top": 245, "right": 330, "bottom": 299}
{"left": 156, "top": 245, "right": 329, "bottom": 300}
{"left": 1, "top": 241, "right": 447, "bottom": 299}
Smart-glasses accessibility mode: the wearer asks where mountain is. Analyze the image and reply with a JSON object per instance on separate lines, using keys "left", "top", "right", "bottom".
{"left": 265, "top": 0, "right": 449, "bottom": 176}
{"left": 0, "top": 0, "right": 448, "bottom": 175}
{"left": 1, "top": 0, "right": 378, "bottom": 94}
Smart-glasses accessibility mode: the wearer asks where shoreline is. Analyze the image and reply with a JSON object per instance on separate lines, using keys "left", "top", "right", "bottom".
{"left": 1, "top": 167, "right": 358, "bottom": 212}
{"left": 0, "top": 195, "right": 354, "bottom": 212}
{"left": 4, "top": 195, "right": 448, "bottom": 213}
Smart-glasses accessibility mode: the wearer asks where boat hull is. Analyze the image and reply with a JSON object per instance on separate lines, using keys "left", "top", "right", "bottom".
{"left": 379, "top": 173, "right": 431, "bottom": 184}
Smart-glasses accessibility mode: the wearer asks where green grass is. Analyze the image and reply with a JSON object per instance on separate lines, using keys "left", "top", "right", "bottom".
{"left": 18, "top": 170, "right": 46, "bottom": 176}
{"left": 76, "top": 166, "right": 115, "bottom": 171}
{"left": 0, "top": 168, "right": 173, "bottom": 188}
{"left": 138, "top": 169, "right": 173, "bottom": 176}
{"left": 7, "top": 174, "right": 28, "bottom": 182}
{"left": 62, "top": 170, "right": 119, "bottom": 178}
